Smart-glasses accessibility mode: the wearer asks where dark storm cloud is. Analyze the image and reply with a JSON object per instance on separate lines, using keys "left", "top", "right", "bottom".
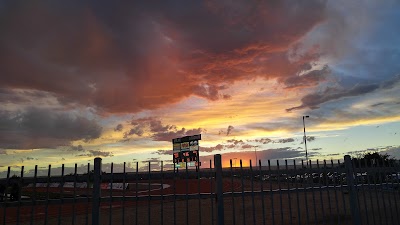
{"left": 155, "top": 149, "right": 173, "bottom": 155}
{"left": 287, "top": 75, "right": 400, "bottom": 112}
{"left": 0, "top": 1, "right": 326, "bottom": 113}
{"left": 300, "top": 136, "right": 316, "bottom": 144}
{"left": 124, "top": 126, "right": 144, "bottom": 138}
{"left": 201, "top": 144, "right": 225, "bottom": 152}
{"left": 153, "top": 127, "right": 203, "bottom": 142}
{"left": 286, "top": 84, "right": 379, "bottom": 112}
{"left": 114, "top": 124, "right": 123, "bottom": 132}
{"left": 283, "top": 66, "right": 330, "bottom": 89}
{"left": 241, "top": 144, "right": 253, "bottom": 149}
{"left": 78, "top": 150, "right": 113, "bottom": 157}
{"left": 226, "top": 139, "right": 244, "bottom": 145}
{"left": 69, "top": 145, "right": 84, "bottom": 152}
{"left": 253, "top": 138, "right": 273, "bottom": 144}
{"left": 307, "top": 136, "right": 316, "bottom": 142}
{"left": 0, "top": 108, "right": 102, "bottom": 149}
{"left": 226, "top": 125, "right": 234, "bottom": 136}
{"left": 126, "top": 117, "right": 203, "bottom": 142}
{"left": 275, "top": 138, "right": 295, "bottom": 143}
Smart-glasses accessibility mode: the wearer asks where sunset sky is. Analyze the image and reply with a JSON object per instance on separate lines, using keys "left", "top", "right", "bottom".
{"left": 1, "top": 1, "right": 400, "bottom": 174}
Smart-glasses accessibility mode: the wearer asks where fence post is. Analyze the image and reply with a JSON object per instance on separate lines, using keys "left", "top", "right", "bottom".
{"left": 92, "top": 157, "right": 102, "bottom": 225}
{"left": 344, "top": 155, "right": 361, "bottom": 225}
{"left": 215, "top": 154, "right": 224, "bottom": 225}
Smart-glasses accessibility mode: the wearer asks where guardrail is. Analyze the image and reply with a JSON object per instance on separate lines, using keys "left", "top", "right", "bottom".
{"left": 0, "top": 155, "right": 399, "bottom": 225}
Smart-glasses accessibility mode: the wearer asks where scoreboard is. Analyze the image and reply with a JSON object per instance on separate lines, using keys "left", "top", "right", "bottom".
{"left": 172, "top": 134, "right": 201, "bottom": 166}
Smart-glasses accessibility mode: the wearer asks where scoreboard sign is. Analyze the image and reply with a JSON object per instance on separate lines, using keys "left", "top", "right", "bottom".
{"left": 172, "top": 134, "right": 201, "bottom": 164}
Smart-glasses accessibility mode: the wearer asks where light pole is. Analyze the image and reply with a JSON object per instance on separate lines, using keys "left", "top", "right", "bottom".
{"left": 303, "top": 116, "right": 310, "bottom": 167}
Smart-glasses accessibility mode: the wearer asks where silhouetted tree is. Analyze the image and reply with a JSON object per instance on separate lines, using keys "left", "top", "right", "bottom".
{"left": 352, "top": 152, "right": 395, "bottom": 168}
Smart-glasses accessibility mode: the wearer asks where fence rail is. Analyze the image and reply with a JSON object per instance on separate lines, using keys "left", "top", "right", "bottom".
{"left": 1, "top": 155, "right": 399, "bottom": 225}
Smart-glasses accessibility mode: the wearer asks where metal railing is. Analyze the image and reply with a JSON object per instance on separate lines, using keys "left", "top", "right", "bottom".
{"left": 0, "top": 155, "right": 399, "bottom": 225}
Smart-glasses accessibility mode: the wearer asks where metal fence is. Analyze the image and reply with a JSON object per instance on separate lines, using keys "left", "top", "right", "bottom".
{"left": 1, "top": 154, "right": 399, "bottom": 225}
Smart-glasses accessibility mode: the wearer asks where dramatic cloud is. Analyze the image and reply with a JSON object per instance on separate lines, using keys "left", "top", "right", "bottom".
{"left": 287, "top": 62, "right": 400, "bottom": 112}
{"left": 0, "top": 1, "right": 326, "bottom": 114}
{"left": 125, "top": 117, "right": 203, "bottom": 142}
{"left": 124, "top": 126, "right": 144, "bottom": 138}
{"left": 152, "top": 127, "right": 203, "bottom": 142}
{"left": 282, "top": 66, "right": 331, "bottom": 89}
{"left": 0, "top": 108, "right": 102, "bottom": 149}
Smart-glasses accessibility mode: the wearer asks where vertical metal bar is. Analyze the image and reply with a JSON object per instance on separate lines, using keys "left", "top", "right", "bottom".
{"left": 364, "top": 159, "right": 376, "bottom": 225}
{"left": 302, "top": 160, "right": 310, "bottom": 225}
{"left": 377, "top": 159, "right": 389, "bottom": 225}
{"left": 285, "top": 160, "right": 293, "bottom": 225}
{"left": 344, "top": 155, "right": 361, "bottom": 225}
{"left": 136, "top": 162, "right": 139, "bottom": 225}
{"left": 389, "top": 159, "right": 399, "bottom": 223}
{"left": 293, "top": 160, "right": 301, "bottom": 225}
{"left": 268, "top": 160, "right": 275, "bottom": 225}
{"left": 148, "top": 162, "right": 151, "bottom": 225}
{"left": 310, "top": 160, "right": 318, "bottom": 225}
{"left": 121, "top": 163, "right": 126, "bottom": 225}
{"left": 210, "top": 159, "right": 214, "bottom": 225}
{"left": 356, "top": 159, "right": 369, "bottom": 225}
{"left": 323, "top": 160, "right": 333, "bottom": 225}
{"left": 122, "top": 162, "right": 126, "bottom": 225}
{"left": 186, "top": 161, "right": 189, "bottom": 225}
{"left": 240, "top": 159, "right": 246, "bottom": 225}
{"left": 58, "top": 164, "right": 65, "bottom": 225}
{"left": 249, "top": 160, "right": 256, "bottom": 225}
{"left": 173, "top": 163, "right": 176, "bottom": 225}
{"left": 109, "top": 162, "right": 114, "bottom": 225}
{"left": 72, "top": 163, "right": 77, "bottom": 225}
{"left": 259, "top": 160, "right": 265, "bottom": 225}
{"left": 86, "top": 163, "right": 90, "bottom": 225}
{"left": 330, "top": 160, "right": 340, "bottom": 225}
{"left": 16, "top": 165, "right": 24, "bottom": 225}
{"left": 383, "top": 159, "right": 394, "bottom": 225}
{"left": 230, "top": 159, "right": 236, "bottom": 225}
{"left": 215, "top": 154, "right": 224, "bottom": 225}
{"left": 30, "top": 165, "right": 38, "bottom": 225}
{"left": 316, "top": 160, "right": 326, "bottom": 225}
{"left": 44, "top": 164, "right": 51, "bottom": 225}
{"left": 277, "top": 160, "right": 284, "bottom": 225}
{"left": 160, "top": 161, "right": 164, "bottom": 225}
{"left": 197, "top": 161, "right": 202, "bottom": 225}
{"left": 338, "top": 160, "right": 348, "bottom": 224}
{"left": 370, "top": 159, "right": 382, "bottom": 225}
{"left": 2, "top": 167, "right": 10, "bottom": 225}
{"left": 92, "top": 157, "right": 102, "bottom": 225}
